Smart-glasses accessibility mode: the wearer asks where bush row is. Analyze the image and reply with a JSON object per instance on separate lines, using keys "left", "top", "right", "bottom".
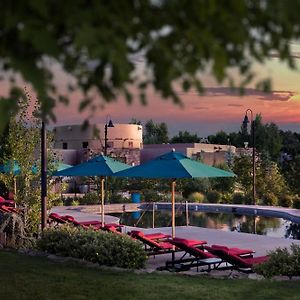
{"left": 61, "top": 190, "right": 300, "bottom": 208}
{"left": 37, "top": 226, "right": 147, "bottom": 269}
{"left": 254, "top": 244, "right": 300, "bottom": 279}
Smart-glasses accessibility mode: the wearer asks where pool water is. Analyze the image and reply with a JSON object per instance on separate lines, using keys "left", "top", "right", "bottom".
{"left": 115, "top": 210, "right": 300, "bottom": 240}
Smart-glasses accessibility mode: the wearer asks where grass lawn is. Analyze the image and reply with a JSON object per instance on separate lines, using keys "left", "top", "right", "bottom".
{"left": 0, "top": 250, "right": 299, "bottom": 300}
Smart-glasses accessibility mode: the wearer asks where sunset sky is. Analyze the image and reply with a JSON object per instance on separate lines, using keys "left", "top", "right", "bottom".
{"left": 53, "top": 45, "right": 300, "bottom": 137}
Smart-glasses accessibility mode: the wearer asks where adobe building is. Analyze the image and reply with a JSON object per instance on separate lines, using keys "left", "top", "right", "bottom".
{"left": 53, "top": 123, "right": 143, "bottom": 166}
{"left": 141, "top": 143, "right": 236, "bottom": 166}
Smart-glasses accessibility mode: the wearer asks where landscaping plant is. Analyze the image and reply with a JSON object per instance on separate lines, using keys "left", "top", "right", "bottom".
{"left": 37, "top": 225, "right": 147, "bottom": 269}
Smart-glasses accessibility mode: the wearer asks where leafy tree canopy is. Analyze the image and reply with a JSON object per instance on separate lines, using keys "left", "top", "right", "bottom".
{"left": 1, "top": 0, "right": 300, "bottom": 131}
{"left": 170, "top": 131, "right": 200, "bottom": 143}
{"left": 144, "top": 120, "right": 169, "bottom": 144}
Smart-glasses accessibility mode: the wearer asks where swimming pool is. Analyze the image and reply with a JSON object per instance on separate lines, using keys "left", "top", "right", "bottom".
{"left": 115, "top": 210, "right": 300, "bottom": 240}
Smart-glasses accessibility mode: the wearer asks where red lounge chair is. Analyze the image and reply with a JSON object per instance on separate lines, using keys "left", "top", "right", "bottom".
{"left": 0, "top": 204, "right": 18, "bottom": 214}
{"left": 206, "top": 244, "right": 255, "bottom": 257}
{"left": 165, "top": 238, "right": 222, "bottom": 271}
{"left": 48, "top": 213, "right": 68, "bottom": 225}
{"left": 61, "top": 215, "right": 123, "bottom": 232}
{"left": 128, "top": 230, "right": 171, "bottom": 241}
{"left": 209, "top": 247, "right": 268, "bottom": 271}
{"left": 61, "top": 215, "right": 102, "bottom": 227}
{"left": 172, "top": 237, "right": 207, "bottom": 247}
{"left": 0, "top": 196, "right": 15, "bottom": 208}
{"left": 131, "top": 230, "right": 174, "bottom": 255}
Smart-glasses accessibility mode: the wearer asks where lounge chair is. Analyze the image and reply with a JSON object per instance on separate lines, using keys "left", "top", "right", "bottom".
{"left": 0, "top": 196, "right": 15, "bottom": 208}
{"left": 128, "top": 230, "right": 171, "bottom": 241}
{"left": 207, "top": 247, "right": 268, "bottom": 272}
{"left": 131, "top": 230, "right": 174, "bottom": 256}
{"left": 48, "top": 213, "right": 68, "bottom": 225}
{"left": 0, "top": 204, "right": 18, "bottom": 214}
{"left": 165, "top": 238, "right": 221, "bottom": 271}
{"left": 61, "top": 215, "right": 123, "bottom": 232}
{"left": 205, "top": 244, "right": 255, "bottom": 258}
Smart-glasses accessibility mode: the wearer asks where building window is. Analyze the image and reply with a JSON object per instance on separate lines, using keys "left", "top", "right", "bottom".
{"left": 82, "top": 142, "right": 89, "bottom": 148}
{"left": 128, "top": 141, "right": 133, "bottom": 148}
{"left": 62, "top": 142, "right": 68, "bottom": 149}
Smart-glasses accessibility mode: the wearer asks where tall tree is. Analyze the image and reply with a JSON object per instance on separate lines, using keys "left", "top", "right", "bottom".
{"left": 1, "top": 1, "right": 300, "bottom": 130}
{"left": 144, "top": 120, "right": 169, "bottom": 144}
{"left": 251, "top": 114, "right": 282, "bottom": 161}
{"left": 170, "top": 131, "right": 200, "bottom": 143}
{"left": 208, "top": 131, "right": 229, "bottom": 145}
{"left": 0, "top": 97, "right": 60, "bottom": 233}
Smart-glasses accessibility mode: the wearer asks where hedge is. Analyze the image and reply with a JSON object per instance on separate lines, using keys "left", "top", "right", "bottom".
{"left": 37, "top": 225, "right": 147, "bottom": 269}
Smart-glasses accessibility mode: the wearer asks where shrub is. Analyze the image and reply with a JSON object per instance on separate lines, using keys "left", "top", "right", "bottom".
{"left": 262, "top": 193, "right": 278, "bottom": 206}
{"left": 70, "top": 200, "right": 80, "bottom": 206}
{"left": 79, "top": 192, "right": 100, "bottom": 205}
{"left": 232, "top": 192, "right": 244, "bottom": 204}
{"left": 110, "top": 193, "right": 127, "bottom": 204}
{"left": 206, "top": 190, "right": 221, "bottom": 203}
{"left": 278, "top": 194, "right": 293, "bottom": 208}
{"left": 37, "top": 226, "right": 147, "bottom": 269}
{"left": 254, "top": 244, "right": 300, "bottom": 279}
{"left": 64, "top": 197, "right": 80, "bottom": 206}
{"left": 292, "top": 195, "right": 300, "bottom": 209}
{"left": 188, "top": 192, "right": 205, "bottom": 203}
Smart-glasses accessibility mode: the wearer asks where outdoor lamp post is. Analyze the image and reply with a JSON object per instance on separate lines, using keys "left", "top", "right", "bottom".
{"left": 104, "top": 118, "right": 114, "bottom": 156}
{"left": 243, "top": 109, "right": 256, "bottom": 205}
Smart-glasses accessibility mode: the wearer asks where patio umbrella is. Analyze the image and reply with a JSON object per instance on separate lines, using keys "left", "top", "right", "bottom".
{"left": 115, "top": 150, "right": 235, "bottom": 239}
{"left": 0, "top": 160, "right": 72, "bottom": 195}
{"left": 53, "top": 154, "right": 131, "bottom": 224}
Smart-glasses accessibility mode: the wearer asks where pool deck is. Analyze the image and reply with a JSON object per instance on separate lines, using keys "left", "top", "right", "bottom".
{"left": 52, "top": 204, "right": 300, "bottom": 271}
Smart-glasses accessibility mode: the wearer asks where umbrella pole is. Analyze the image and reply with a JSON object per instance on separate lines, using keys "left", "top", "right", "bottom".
{"left": 14, "top": 177, "right": 17, "bottom": 197}
{"left": 171, "top": 179, "right": 176, "bottom": 239}
{"left": 171, "top": 179, "right": 176, "bottom": 264}
{"left": 101, "top": 176, "right": 105, "bottom": 226}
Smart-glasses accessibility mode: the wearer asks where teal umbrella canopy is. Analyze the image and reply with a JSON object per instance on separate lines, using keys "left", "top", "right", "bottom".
{"left": 115, "top": 150, "right": 235, "bottom": 179}
{"left": 53, "top": 162, "right": 72, "bottom": 172}
{"left": 0, "top": 161, "right": 21, "bottom": 175}
{"left": 53, "top": 155, "right": 131, "bottom": 177}
{"left": 0, "top": 161, "right": 72, "bottom": 175}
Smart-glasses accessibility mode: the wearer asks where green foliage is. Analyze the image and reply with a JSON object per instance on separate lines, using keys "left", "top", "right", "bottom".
{"left": 282, "top": 156, "right": 300, "bottom": 195}
{"left": 278, "top": 194, "right": 293, "bottom": 208}
{"left": 262, "top": 193, "right": 278, "bottom": 206}
{"left": 3, "top": 1, "right": 300, "bottom": 126}
{"left": 232, "top": 192, "right": 245, "bottom": 204}
{"left": 170, "top": 131, "right": 200, "bottom": 143}
{"left": 293, "top": 195, "right": 300, "bottom": 209}
{"left": 232, "top": 155, "right": 252, "bottom": 193}
{"left": 206, "top": 190, "right": 221, "bottom": 203}
{"left": 37, "top": 226, "right": 147, "bottom": 269}
{"left": 0, "top": 212, "right": 34, "bottom": 249}
{"left": 208, "top": 131, "right": 229, "bottom": 145}
{"left": 188, "top": 192, "right": 205, "bottom": 203}
{"left": 256, "top": 159, "right": 287, "bottom": 203}
{"left": 110, "top": 193, "right": 127, "bottom": 204}
{"left": 179, "top": 178, "right": 211, "bottom": 199}
{"left": 252, "top": 115, "right": 283, "bottom": 162}
{"left": 79, "top": 192, "right": 100, "bottom": 205}
{"left": 254, "top": 244, "right": 300, "bottom": 279}
{"left": 143, "top": 120, "right": 169, "bottom": 144}
{"left": 210, "top": 163, "right": 235, "bottom": 193}
{"left": 0, "top": 97, "right": 60, "bottom": 234}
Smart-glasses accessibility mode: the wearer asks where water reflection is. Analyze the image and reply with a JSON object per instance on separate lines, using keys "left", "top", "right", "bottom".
{"left": 285, "top": 223, "right": 300, "bottom": 240}
{"left": 116, "top": 210, "right": 299, "bottom": 240}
